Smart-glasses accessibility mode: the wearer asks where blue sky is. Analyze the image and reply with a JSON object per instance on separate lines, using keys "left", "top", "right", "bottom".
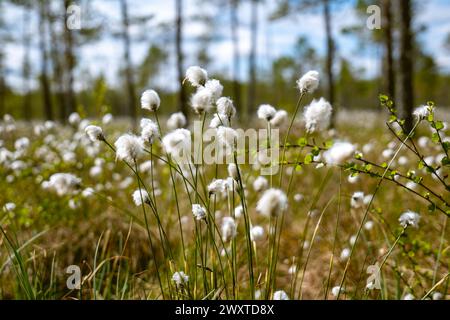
{"left": 2, "top": 0, "right": 450, "bottom": 92}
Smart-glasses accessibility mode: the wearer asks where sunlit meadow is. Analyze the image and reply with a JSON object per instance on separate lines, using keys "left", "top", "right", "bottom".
{"left": 0, "top": 68, "right": 449, "bottom": 300}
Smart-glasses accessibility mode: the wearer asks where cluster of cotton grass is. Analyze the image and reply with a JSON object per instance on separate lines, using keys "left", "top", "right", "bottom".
{"left": 1, "top": 64, "right": 448, "bottom": 300}
{"left": 76, "top": 66, "right": 371, "bottom": 300}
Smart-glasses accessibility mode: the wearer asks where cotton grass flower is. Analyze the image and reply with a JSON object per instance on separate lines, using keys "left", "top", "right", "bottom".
{"left": 192, "top": 204, "right": 207, "bottom": 220}
{"left": 303, "top": 98, "right": 332, "bottom": 133}
{"left": 323, "top": 141, "right": 355, "bottom": 165}
{"left": 140, "top": 118, "right": 160, "bottom": 144}
{"left": 204, "top": 79, "right": 223, "bottom": 101}
{"left": 3, "top": 202, "right": 16, "bottom": 212}
{"left": 68, "top": 112, "right": 81, "bottom": 125}
{"left": 257, "top": 104, "right": 277, "bottom": 121}
{"left": 297, "top": 70, "right": 319, "bottom": 93}
{"left": 270, "top": 110, "right": 288, "bottom": 127}
{"left": 216, "top": 126, "right": 238, "bottom": 152}
{"left": 208, "top": 179, "right": 226, "bottom": 195}
{"left": 340, "top": 248, "right": 350, "bottom": 261}
{"left": 227, "top": 163, "right": 238, "bottom": 179}
{"left": 190, "top": 87, "right": 214, "bottom": 114}
{"left": 209, "top": 113, "right": 230, "bottom": 128}
{"left": 216, "top": 97, "right": 236, "bottom": 118}
{"left": 273, "top": 290, "right": 289, "bottom": 300}
{"left": 331, "top": 286, "right": 344, "bottom": 297}
{"left": 172, "top": 271, "right": 189, "bottom": 288}
{"left": 256, "top": 188, "right": 288, "bottom": 217}
{"left": 253, "top": 176, "right": 268, "bottom": 192}
{"left": 350, "top": 191, "right": 365, "bottom": 208}
{"left": 403, "top": 293, "right": 415, "bottom": 300}
{"left": 47, "top": 173, "right": 81, "bottom": 196}
{"left": 399, "top": 211, "right": 420, "bottom": 228}
{"left": 413, "top": 105, "right": 430, "bottom": 120}
{"left": 140, "top": 89, "right": 160, "bottom": 111}
{"left": 102, "top": 113, "right": 113, "bottom": 125}
{"left": 162, "top": 128, "right": 191, "bottom": 158}
{"left": 85, "top": 125, "right": 104, "bottom": 142}
{"left": 132, "top": 189, "right": 150, "bottom": 206}
{"left": 167, "top": 112, "right": 186, "bottom": 130}
{"left": 114, "top": 134, "right": 144, "bottom": 162}
{"left": 250, "top": 225, "right": 265, "bottom": 241}
{"left": 221, "top": 217, "right": 237, "bottom": 241}
{"left": 185, "top": 66, "right": 208, "bottom": 87}
{"left": 234, "top": 205, "right": 243, "bottom": 219}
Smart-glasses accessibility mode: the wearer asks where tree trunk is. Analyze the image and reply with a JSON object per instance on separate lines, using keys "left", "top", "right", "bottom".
{"left": 22, "top": 7, "right": 32, "bottom": 120}
{"left": 230, "top": 0, "right": 242, "bottom": 115}
{"left": 247, "top": 0, "right": 258, "bottom": 121}
{"left": 39, "top": 0, "right": 53, "bottom": 121}
{"left": 382, "top": 0, "right": 395, "bottom": 101}
{"left": 63, "top": 0, "right": 76, "bottom": 117}
{"left": 323, "top": 0, "right": 335, "bottom": 124}
{"left": 176, "top": 0, "right": 188, "bottom": 117}
{"left": 120, "top": 0, "right": 137, "bottom": 125}
{"left": 399, "top": 0, "right": 414, "bottom": 131}
{"left": 49, "top": 6, "right": 67, "bottom": 122}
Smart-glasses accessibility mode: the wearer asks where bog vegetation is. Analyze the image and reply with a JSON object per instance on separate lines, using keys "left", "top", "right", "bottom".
{"left": 0, "top": 67, "right": 448, "bottom": 300}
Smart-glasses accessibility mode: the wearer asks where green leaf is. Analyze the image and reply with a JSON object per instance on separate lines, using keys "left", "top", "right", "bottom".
{"left": 432, "top": 133, "right": 440, "bottom": 143}
{"left": 298, "top": 137, "right": 307, "bottom": 147}
{"left": 389, "top": 115, "right": 397, "bottom": 123}
{"left": 379, "top": 94, "right": 388, "bottom": 103}
{"left": 304, "top": 154, "right": 313, "bottom": 164}
{"left": 311, "top": 146, "right": 320, "bottom": 156}
{"left": 295, "top": 164, "right": 302, "bottom": 172}
{"left": 324, "top": 140, "right": 333, "bottom": 149}
{"left": 443, "top": 142, "right": 450, "bottom": 152}
{"left": 442, "top": 157, "right": 450, "bottom": 166}
{"left": 434, "top": 121, "right": 444, "bottom": 130}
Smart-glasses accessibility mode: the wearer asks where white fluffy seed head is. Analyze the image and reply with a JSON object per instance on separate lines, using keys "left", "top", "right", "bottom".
{"left": 140, "top": 118, "right": 160, "bottom": 144}
{"left": 85, "top": 125, "right": 104, "bottom": 142}
{"left": 273, "top": 290, "right": 289, "bottom": 300}
{"left": 216, "top": 126, "right": 238, "bottom": 152}
{"left": 250, "top": 225, "right": 265, "bottom": 241}
{"left": 185, "top": 66, "right": 208, "bottom": 87}
{"left": 270, "top": 110, "right": 288, "bottom": 127}
{"left": 399, "top": 211, "right": 420, "bottom": 228}
{"left": 323, "top": 141, "right": 355, "bottom": 165}
{"left": 253, "top": 176, "right": 268, "bottom": 192}
{"left": 102, "top": 113, "right": 113, "bottom": 125}
{"left": 413, "top": 105, "right": 430, "bottom": 119}
{"left": 208, "top": 179, "right": 226, "bottom": 195}
{"left": 132, "top": 189, "right": 150, "bottom": 206}
{"left": 172, "top": 271, "right": 189, "bottom": 287}
{"left": 192, "top": 204, "right": 207, "bottom": 220}
{"left": 227, "top": 163, "right": 238, "bottom": 179}
{"left": 204, "top": 79, "right": 223, "bottom": 102}
{"left": 331, "top": 286, "right": 344, "bottom": 297}
{"left": 140, "top": 89, "right": 160, "bottom": 111}
{"left": 297, "top": 70, "right": 320, "bottom": 93}
{"left": 162, "top": 128, "right": 191, "bottom": 158}
{"left": 304, "top": 98, "right": 332, "bottom": 133}
{"left": 167, "top": 112, "right": 187, "bottom": 130}
{"left": 68, "top": 112, "right": 81, "bottom": 125}
{"left": 191, "top": 87, "right": 214, "bottom": 114}
{"left": 216, "top": 97, "right": 236, "bottom": 118}
{"left": 209, "top": 114, "right": 230, "bottom": 128}
{"left": 114, "top": 134, "right": 144, "bottom": 162}
{"left": 350, "top": 191, "right": 365, "bottom": 208}
{"left": 221, "top": 217, "right": 237, "bottom": 242}
{"left": 256, "top": 188, "right": 288, "bottom": 217}
{"left": 257, "top": 104, "right": 277, "bottom": 121}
